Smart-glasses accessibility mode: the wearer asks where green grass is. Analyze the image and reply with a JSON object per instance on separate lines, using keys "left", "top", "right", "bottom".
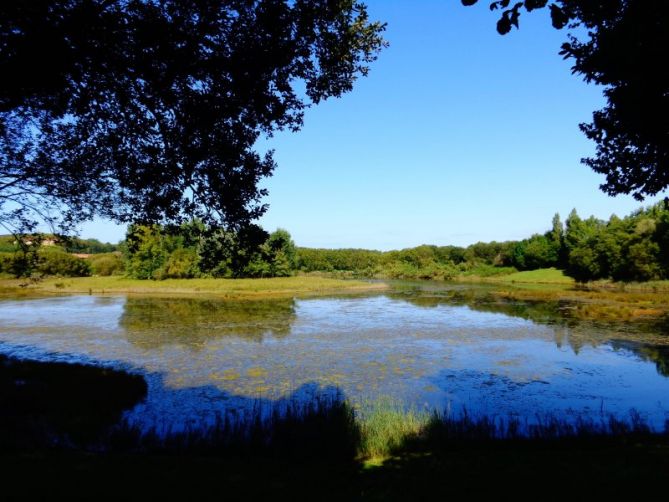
{"left": 357, "top": 399, "right": 430, "bottom": 460}
{"left": 456, "top": 267, "right": 574, "bottom": 285}
{"left": 494, "top": 267, "right": 574, "bottom": 284}
{"left": 586, "top": 279, "right": 669, "bottom": 292}
{"left": 0, "top": 275, "right": 388, "bottom": 298}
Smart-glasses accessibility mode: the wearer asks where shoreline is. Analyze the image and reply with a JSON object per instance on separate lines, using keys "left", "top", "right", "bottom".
{"left": 0, "top": 275, "right": 389, "bottom": 300}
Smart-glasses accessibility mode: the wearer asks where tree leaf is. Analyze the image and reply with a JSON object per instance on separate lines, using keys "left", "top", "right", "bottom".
{"left": 497, "top": 15, "right": 512, "bottom": 34}
{"left": 550, "top": 4, "right": 569, "bottom": 29}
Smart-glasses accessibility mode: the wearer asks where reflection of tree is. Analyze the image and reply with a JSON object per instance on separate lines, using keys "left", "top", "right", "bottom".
{"left": 391, "top": 289, "right": 568, "bottom": 327}
{"left": 389, "top": 286, "right": 669, "bottom": 362}
{"left": 610, "top": 341, "right": 669, "bottom": 377}
{"left": 120, "top": 297, "right": 297, "bottom": 349}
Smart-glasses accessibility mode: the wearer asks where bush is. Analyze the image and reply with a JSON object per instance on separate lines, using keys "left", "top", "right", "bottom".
{"left": 88, "top": 253, "right": 125, "bottom": 276}
{"left": 0, "top": 250, "right": 41, "bottom": 277}
{"left": 37, "top": 249, "right": 91, "bottom": 277}
{"left": 0, "top": 252, "right": 14, "bottom": 274}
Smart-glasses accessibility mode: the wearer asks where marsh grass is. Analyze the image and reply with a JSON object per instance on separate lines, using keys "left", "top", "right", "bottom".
{"left": 100, "top": 398, "right": 668, "bottom": 463}
{"left": 491, "top": 283, "right": 669, "bottom": 322}
{"left": 105, "top": 395, "right": 360, "bottom": 461}
{"left": 455, "top": 267, "right": 574, "bottom": 284}
{"left": 0, "top": 275, "right": 387, "bottom": 298}
{"left": 356, "top": 399, "right": 430, "bottom": 459}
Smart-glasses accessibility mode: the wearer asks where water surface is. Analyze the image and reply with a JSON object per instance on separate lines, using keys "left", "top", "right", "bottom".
{"left": 1, "top": 283, "right": 668, "bottom": 429}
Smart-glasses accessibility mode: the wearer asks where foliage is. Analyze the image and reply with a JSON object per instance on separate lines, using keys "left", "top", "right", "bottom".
{"left": 0, "top": 0, "right": 387, "bottom": 236}
{"left": 65, "top": 238, "right": 117, "bottom": 254}
{"left": 463, "top": 1, "right": 669, "bottom": 200}
{"left": 295, "top": 203, "right": 668, "bottom": 283}
{"left": 0, "top": 252, "right": 13, "bottom": 275}
{"left": 124, "top": 225, "right": 176, "bottom": 280}
{"left": 0, "top": 235, "right": 18, "bottom": 253}
{"left": 88, "top": 253, "right": 124, "bottom": 276}
{"left": 1, "top": 244, "right": 91, "bottom": 278}
{"left": 17, "top": 203, "right": 662, "bottom": 283}
{"left": 562, "top": 203, "right": 669, "bottom": 282}
{"left": 124, "top": 223, "right": 298, "bottom": 279}
{"left": 297, "top": 248, "right": 383, "bottom": 275}
{"left": 511, "top": 234, "right": 559, "bottom": 271}
{"left": 245, "top": 228, "right": 297, "bottom": 278}
{"left": 36, "top": 247, "right": 90, "bottom": 277}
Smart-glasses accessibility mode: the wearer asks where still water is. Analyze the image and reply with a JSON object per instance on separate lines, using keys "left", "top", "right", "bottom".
{"left": 1, "top": 283, "right": 668, "bottom": 429}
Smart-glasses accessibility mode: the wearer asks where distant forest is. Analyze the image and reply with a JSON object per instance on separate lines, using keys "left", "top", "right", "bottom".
{"left": 296, "top": 202, "right": 669, "bottom": 283}
{"left": 1, "top": 202, "right": 667, "bottom": 283}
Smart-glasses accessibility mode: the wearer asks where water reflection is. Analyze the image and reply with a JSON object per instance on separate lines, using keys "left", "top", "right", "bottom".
{"left": 0, "top": 285, "right": 668, "bottom": 429}
{"left": 390, "top": 285, "right": 669, "bottom": 365}
{"left": 121, "top": 297, "right": 297, "bottom": 348}
{"left": 610, "top": 340, "right": 669, "bottom": 377}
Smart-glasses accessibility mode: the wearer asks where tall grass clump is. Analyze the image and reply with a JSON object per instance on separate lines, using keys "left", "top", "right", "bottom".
{"left": 419, "top": 408, "right": 662, "bottom": 447}
{"left": 356, "top": 399, "right": 430, "bottom": 459}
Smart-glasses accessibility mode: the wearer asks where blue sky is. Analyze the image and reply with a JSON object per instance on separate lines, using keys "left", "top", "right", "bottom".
{"left": 82, "top": 0, "right": 664, "bottom": 249}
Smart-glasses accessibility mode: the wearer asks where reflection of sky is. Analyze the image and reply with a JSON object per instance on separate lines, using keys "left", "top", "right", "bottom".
{"left": 0, "top": 293, "right": 668, "bottom": 429}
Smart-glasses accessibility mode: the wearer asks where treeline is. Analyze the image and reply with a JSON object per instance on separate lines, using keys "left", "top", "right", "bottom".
{"left": 296, "top": 202, "right": 669, "bottom": 283}
{"left": 0, "top": 235, "right": 118, "bottom": 254}
{"left": 0, "top": 235, "right": 122, "bottom": 278}
{"left": 1, "top": 203, "right": 667, "bottom": 283}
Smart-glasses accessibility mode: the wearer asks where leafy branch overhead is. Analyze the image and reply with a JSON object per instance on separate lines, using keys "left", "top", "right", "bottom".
{"left": 463, "top": 1, "right": 668, "bottom": 201}
{"left": 0, "top": 0, "right": 387, "bottom": 233}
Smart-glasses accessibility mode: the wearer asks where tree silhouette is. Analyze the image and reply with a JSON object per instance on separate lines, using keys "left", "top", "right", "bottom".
{"left": 0, "top": 0, "right": 386, "bottom": 235}
{"left": 463, "top": 1, "right": 668, "bottom": 201}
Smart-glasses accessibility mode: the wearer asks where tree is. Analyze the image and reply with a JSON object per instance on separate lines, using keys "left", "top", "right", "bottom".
{"left": 512, "top": 234, "right": 558, "bottom": 270}
{"left": 462, "top": 1, "right": 668, "bottom": 200}
{"left": 0, "top": 0, "right": 386, "bottom": 236}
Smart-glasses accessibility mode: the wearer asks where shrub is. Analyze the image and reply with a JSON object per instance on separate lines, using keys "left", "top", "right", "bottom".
{"left": 0, "top": 252, "right": 14, "bottom": 274}
{"left": 37, "top": 249, "right": 91, "bottom": 277}
{"left": 88, "top": 253, "right": 125, "bottom": 276}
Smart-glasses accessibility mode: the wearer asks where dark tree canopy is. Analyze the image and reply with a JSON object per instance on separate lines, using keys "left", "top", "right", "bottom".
{"left": 463, "top": 0, "right": 668, "bottom": 201}
{"left": 0, "top": 0, "right": 386, "bottom": 234}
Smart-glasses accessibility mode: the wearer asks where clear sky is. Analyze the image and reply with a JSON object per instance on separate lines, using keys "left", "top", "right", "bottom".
{"left": 81, "top": 0, "right": 665, "bottom": 249}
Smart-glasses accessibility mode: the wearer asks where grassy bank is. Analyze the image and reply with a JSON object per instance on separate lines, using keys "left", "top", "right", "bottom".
{"left": 0, "top": 275, "right": 388, "bottom": 298}
{"left": 451, "top": 267, "right": 574, "bottom": 285}
{"left": 455, "top": 267, "right": 669, "bottom": 290}
{"left": 2, "top": 377, "right": 668, "bottom": 498}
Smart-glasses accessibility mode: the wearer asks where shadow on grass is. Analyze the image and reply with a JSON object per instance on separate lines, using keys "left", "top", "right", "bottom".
{"left": 360, "top": 409, "right": 669, "bottom": 499}
{"left": 2, "top": 354, "right": 669, "bottom": 499}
